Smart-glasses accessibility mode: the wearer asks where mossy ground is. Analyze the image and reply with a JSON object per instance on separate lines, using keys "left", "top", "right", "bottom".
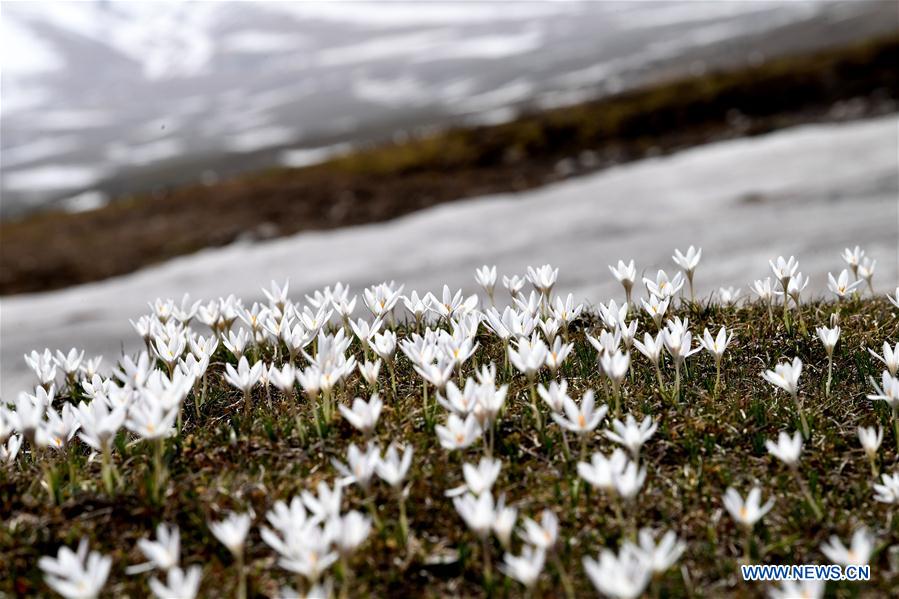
{"left": 2, "top": 298, "right": 898, "bottom": 597}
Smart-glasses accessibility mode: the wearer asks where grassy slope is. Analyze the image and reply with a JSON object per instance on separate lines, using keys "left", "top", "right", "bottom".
{"left": 1, "top": 34, "right": 898, "bottom": 295}
{"left": 2, "top": 298, "right": 898, "bottom": 597}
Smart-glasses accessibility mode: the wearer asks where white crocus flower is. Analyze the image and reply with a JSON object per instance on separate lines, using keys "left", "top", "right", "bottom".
{"left": 209, "top": 512, "right": 251, "bottom": 557}
{"left": 447, "top": 457, "right": 501, "bottom": 497}
{"left": 127, "top": 523, "right": 180, "bottom": 574}
{"left": 502, "top": 545, "right": 545, "bottom": 589}
{"left": 537, "top": 379, "right": 569, "bottom": 413}
{"left": 605, "top": 415, "right": 657, "bottom": 461}
{"left": 672, "top": 245, "right": 702, "bottom": 301}
{"left": 583, "top": 544, "right": 651, "bottom": 599}
{"left": 453, "top": 492, "right": 495, "bottom": 539}
{"left": 520, "top": 509, "right": 558, "bottom": 550}
{"left": 339, "top": 393, "right": 382, "bottom": 437}
{"left": 636, "top": 528, "right": 686, "bottom": 574}
{"left": 609, "top": 259, "right": 637, "bottom": 307}
{"left": 578, "top": 449, "right": 628, "bottom": 492}
{"left": 723, "top": 487, "right": 774, "bottom": 527}
{"left": 475, "top": 265, "right": 497, "bottom": 304}
{"left": 39, "top": 538, "right": 112, "bottom": 599}
{"left": 769, "top": 579, "right": 825, "bottom": 599}
{"left": 436, "top": 413, "right": 481, "bottom": 450}
{"left": 762, "top": 357, "right": 809, "bottom": 438}
{"left": 858, "top": 425, "right": 883, "bottom": 475}
{"left": 873, "top": 472, "right": 899, "bottom": 504}
{"left": 868, "top": 341, "right": 899, "bottom": 377}
{"left": 376, "top": 443, "right": 413, "bottom": 488}
{"left": 827, "top": 269, "right": 862, "bottom": 300}
{"left": 858, "top": 257, "right": 876, "bottom": 294}
{"left": 149, "top": 565, "right": 202, "bottom": 599}
{"left": 821, "top": 528, "right": 874, "bottom": 566}
{"left": 551, "top": 390, "right": 607, "bottom": 435}
{"left": 765, "top": 431, "right": 803, "bottom": 468}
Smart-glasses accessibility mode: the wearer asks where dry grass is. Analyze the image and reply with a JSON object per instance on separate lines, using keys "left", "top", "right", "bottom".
{"left": 2, "top": 298, "right": 898, "bottom": 597}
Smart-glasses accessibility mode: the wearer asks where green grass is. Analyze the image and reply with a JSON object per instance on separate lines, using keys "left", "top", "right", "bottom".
{"left": 2, "top": 298, "right": 898, "bottom": 597}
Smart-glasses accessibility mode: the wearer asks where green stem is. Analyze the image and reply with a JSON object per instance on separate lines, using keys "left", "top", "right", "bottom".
{"left": 101, "top": 441, "right": 114, "bottom": 494}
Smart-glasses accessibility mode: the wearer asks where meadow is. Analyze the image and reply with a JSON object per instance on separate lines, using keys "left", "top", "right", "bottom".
{"left": 2, "top": 249, "right": 898, "bottom": 598}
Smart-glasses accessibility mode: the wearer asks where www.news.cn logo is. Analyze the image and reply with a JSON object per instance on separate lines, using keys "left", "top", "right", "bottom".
{"left": 741, "top": 564, "right": 870, "bottom": 582}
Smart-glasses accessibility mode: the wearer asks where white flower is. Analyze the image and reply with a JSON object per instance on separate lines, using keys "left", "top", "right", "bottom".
{"left": 605, "top": 415, "right": 657, "bottom": 459}
{"left": 209, "top": 512, "right": 251, "bottom": 556}
{"left": 577, "top": 449, "right": 628, "bottom": 492}
{"left": 769, "top": 579, "right": 824, "bottom": 599}
{"left": 125, "top": 399, "right": 178, "bottom": 441}
{"left": 526, "top": 264, "right": 559, "bottom": 296}
{"left": 858, "top": 257, "right": 876, "bottom": 287}
{"left": 339, "top": 394, "right": 382, "bottom": 436}
{"left": 39, "top": 538, "right": 111, "bottom": 599}
{"left": 613, "top": 460, "right": 647, "bottom": 501}
{"left": 821, "top": 527, "right": 874, "bottom": 566}
{"left": 502, "top": 545, "right": 545, "bottom": 589}
{"left": 475, "top": 265, "right": 497, "bottom": 298}
{"left": 545, "top": 337, "right": 573, "bottom": 371}
{"left": 873, "top": 472, "right": 899, "bottom": 503}
{"left": 672, "top": 246, "right": 702, "bottom": 275}
{"left": 128, "top": 523, "right": 180, "bottom": 573}
{"left": 868, "top": 341, "right": 899, "bottom": 377}
{"left": 149, "top": 565, "right": 202, "bottom": 599}
{"left": 762, "top": 357, "right": 802, "bottom": 396}
{"left": 332, "top": 510, "right": 372, "bottom": 555}
{"left": 641, "top": 294, "right": 670, "bottom": 327}
{"left": 269, "top": 364, "right": 297, "bottom": 394}
{"left": 643, "top": 269, "right": 684, "bottom": 299}
{"left": 447, "top": 457, "right": 501, "bottom": 497}
{"left": 717, "top": 286, "right": 741, "bottom": 306}
{"left": 453, "top": 492, "right": 495, "bottom": 538}
{"left": 493, "top": 496, "right": 518, "bottom": 549}
{"left": 76, "top": 399, "right": 126, "bottom": 452}
{"left": 222, "top": 328, "right": 251, "bottom": 361}
{"left": 633, "top": 332, "right": 664, "bottom": 365}
{"left": 723, "top": 487, "right": 774, "bottom": 527}
{"left": 751, "top": 278, "right": 774, "bottom": 302}
{"left": 600, "top": 350, "right": 630, "bottom": 384}
{"left": 841, "top": 246, "right": 865, "bottom": 271}
{"left": 699, "top": 326, "right": 733, "bottom": 360}
{"left": 55, "top": 348, "right": 86, "bottom": 376}
{"left": 888, "top": 287, "right": 899, "bottom": 310}
{"left": 583, "top": 544, "right": 651, "bottom": 599}
{"left": 537, "top": 379, "right": 569, "bottom": 413}
{"left": 502, "top": 274, "right": 526, "bottom": 298}
{"left": 816, "top": 326, "right": 840, "bottom": 355}
{"left": 375, "top": 443, "right": 413, "bottom": 488}
{"left": 223, "top": 356, "right": 264, "bottom": 395}
{"left": 551, "top": 390, "right": 607, "bottom": 434}
{"left": 827, "top": 269, "right": 862, "bottom": 299}
{"left": 857, "top": 425, "right": 883, "bottom": 460}
{"left": 332, "top": 443, "right": 380, "bottom": 491}
{"left": 765, "top": 430, "right": 803, "bottom": 468}
{"left": 508, "top": 337, "right": 548, "bottom": 378}
{"left": 866, "top": 371, "right": 899, "bottom": 409}
{"left": 1, "top": 435, "right": 23, "bottom": 465}
{"left": 635, "top": 528, "right": 686, "bottom": 574}
{"left": 609, "top": 259, "right": 637, "bottom": 294}
{"left": 302, "top": 480, "right": 343, "bottom": 520}
{"left": 436, "top": 413, "right": 481, "bottom": 450}
{"left": 769, "top": 255, "right": 799, "bottom": 288}
{"left": 520, "top": 509, "right": 558, "bottom": 550}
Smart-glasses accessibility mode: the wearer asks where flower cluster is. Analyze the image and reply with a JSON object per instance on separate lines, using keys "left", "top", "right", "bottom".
{"left": 3, "top": 245, "right": 895, "bottom": 597}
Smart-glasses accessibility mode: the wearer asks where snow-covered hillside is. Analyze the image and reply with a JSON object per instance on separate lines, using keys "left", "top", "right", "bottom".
{"left": 1, "top": 115, "right": 896, "bottom": 398}
{"left": 2, "top": 0, "right": 891, "bottom": 214}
